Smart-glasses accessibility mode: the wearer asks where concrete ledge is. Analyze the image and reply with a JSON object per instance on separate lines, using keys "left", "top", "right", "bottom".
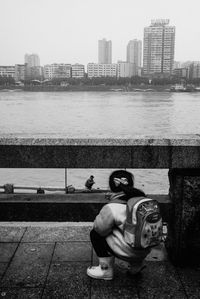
{"left": 1, "top": 135, "right": 200, "bottom": 146}
{"left": 0, "top": 136, "right": 200, "bottom": 168}
{"left": 0, "top": 193, "right": 171, "bottom": 222}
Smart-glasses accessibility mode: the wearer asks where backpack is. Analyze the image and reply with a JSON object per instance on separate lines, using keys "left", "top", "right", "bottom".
{"left": 124, "top": 197, "right": 163, "bottom": 249}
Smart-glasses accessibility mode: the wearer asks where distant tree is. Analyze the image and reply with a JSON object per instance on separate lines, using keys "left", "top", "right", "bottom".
{"left": 0, "top": 76, "right": 15, "bottom": 86}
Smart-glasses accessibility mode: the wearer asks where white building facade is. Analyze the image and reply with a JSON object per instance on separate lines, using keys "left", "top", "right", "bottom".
{"left": 0, "top": 66, "right": 15, "bottom": 78}
{"left": 15, "top": 64, "right": 26, "bottom": 82}
{"left": 117, "top": 61, "right": 136, "bottom": 77}
{"left": 87, "top": 63, "right": 117, "bottom": 78}
{"left": 43, "top": 64, "right": 71, "bottom": 79}
{"left": 71, "top": 64, "right": 85, "bottom": 78}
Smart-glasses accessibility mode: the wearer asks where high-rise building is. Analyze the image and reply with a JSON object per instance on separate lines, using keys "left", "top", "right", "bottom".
{"left": 127, "top": 39, "right": 142, "bottom": 68}
{"left": 143, "top": 19, "right": 175, "bottom": 75}
{"left": 189, "top": 62, "right": 200, "bottom": 79}
{"left": 24, "top": 53, "right": 41, "bottom": 80}
{"left": 98, "top": 39, "right": 112, "bottom": 64}
{"left": 25, "top": 53, "right": 40, "bottom": 67}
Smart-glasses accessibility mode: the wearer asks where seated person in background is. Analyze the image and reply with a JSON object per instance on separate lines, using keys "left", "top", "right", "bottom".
{"left": 85, "top": 175, "right": 95, "bottom": 190}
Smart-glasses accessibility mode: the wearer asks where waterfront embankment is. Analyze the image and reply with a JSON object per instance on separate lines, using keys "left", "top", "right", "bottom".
{"left": 0, "top": 84, "right": 171, "bottom": 92}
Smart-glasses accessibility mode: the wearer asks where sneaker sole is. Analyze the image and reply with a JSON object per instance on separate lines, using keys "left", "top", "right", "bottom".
{"left": 87, "top": 270, "right": 113, "bottom": 280}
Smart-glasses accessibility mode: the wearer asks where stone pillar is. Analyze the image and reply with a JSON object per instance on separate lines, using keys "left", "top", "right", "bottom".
{"left": 166, "top": 169, "right": 200, "bottom": 266}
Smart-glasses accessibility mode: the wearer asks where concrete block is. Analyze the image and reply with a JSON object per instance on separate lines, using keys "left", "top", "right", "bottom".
{"left": 0, "top": 202, "right": 104, "bottom": 221}
{"left": 131, "top": 146, "right": 170, "bottom": 168}
{"left": 0, "top": 136, "right": 200, "bottom": 169}
{"left": 166, "top": 169, "right": 200, "bottom": 265}
{"left": 172, "top": 147, "right": 200, "bottom": 168}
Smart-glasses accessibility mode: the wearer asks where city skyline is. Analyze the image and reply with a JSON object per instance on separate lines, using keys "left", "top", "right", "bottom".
{"left": 1, "top": 0, "right": 200, "bottom": 66}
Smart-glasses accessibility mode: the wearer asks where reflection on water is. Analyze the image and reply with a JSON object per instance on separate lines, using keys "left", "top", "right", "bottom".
{"left": 0, "top": 91, "right": 199, "bottom": 192}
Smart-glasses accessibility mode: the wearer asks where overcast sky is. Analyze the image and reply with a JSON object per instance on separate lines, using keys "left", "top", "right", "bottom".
{"left": 1, "top": 0, "right": 200, "bottom": 66}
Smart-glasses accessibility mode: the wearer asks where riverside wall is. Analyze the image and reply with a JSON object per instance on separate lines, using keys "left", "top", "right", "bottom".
{"left": 0, "top": 135, "right": 200, "bottom": 265}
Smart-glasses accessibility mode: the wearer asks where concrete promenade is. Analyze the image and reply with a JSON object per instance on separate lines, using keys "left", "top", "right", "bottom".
{"left": 0, "top": 222, "right": 199, "bottom": 299}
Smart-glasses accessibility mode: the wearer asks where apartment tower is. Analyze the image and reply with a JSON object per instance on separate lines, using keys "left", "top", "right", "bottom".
{"left": 25, "top": 53, "right": 40, "bottom": 67}
{"left": 98, "top": 38, "right": 112, "bottom": 64}
{"left": 143, "top": 19, "right": 175, "bottom": 75}
{"left": 24, "top": 53, "right": 41, "bottom": 80}
{"left": 127, "top": 39, "right": 142, "bottom": 68}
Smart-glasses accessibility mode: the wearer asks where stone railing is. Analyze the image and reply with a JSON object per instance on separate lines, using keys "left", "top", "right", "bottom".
{"left": 0, "top": 135, "right": 200, "bottom": 266}
{"left": 0, "top": 135, "right": 200, "bottom": 168}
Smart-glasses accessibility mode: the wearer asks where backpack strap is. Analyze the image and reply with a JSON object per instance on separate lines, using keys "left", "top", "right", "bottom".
{"left": 126, "top": 197, "right": 151, "bottom": 224}
{"left": 126, "top": 197, "right": 143, "bottom": 223}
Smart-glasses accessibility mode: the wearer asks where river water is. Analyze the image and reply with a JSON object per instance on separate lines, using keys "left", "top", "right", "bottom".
{"left": 1, "top": 90, "right": 200, "bottom": 194}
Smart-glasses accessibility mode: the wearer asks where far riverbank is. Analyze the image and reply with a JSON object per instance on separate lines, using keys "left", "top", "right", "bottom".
{"left": 0, "top": 84, "right": 171, "bottom": 92}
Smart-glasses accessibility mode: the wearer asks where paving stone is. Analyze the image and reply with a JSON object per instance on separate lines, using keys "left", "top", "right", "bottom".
{"left": 0, "top": 227, "right": 26, "bottom": 242}
{"left": 91, "top": 265, "right": 139, "bottom": 299}
{"left": 0, "top": 243, "right": 54, "bottom": 288}
{"left": 0, "top": 288, "right": 42, "bottom": 298}
{"left": 0, "top": 263, "right": 8, "bottom": 279}
{"left": 136, "top": 261, "right": 187, "bottom": 298}
{"left": 177, "top": 266, "right": 200, "bottom": 298}
{"left": 53, "top": 242, "right": 92, "bottom": 262}
{"left": 22, "top": 226, "right": 91, "bottom": 242}
{"left": 43, "top": 262, "right": 90, "bottom": 298}
{"left": 0, "top": 243, "right": 18, "bottom": 262}
{"left": 0, "top": 224, "right": 197, "bottom": 298}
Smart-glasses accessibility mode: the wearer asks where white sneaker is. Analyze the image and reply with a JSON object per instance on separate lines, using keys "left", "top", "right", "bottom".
{"left": 87, "top": 257, "right": 114, "bottom": 280}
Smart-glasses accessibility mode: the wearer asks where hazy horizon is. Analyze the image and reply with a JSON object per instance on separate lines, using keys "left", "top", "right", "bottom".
{"left": 1, "top": 0, "right": 200, "bottom": 66}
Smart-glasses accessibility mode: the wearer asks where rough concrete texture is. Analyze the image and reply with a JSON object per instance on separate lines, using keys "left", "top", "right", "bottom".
{"left": 0, "top": 227, "right": 26, "bottom": 242}
{"left": 0, "top": 223, "right": 199, "bottom": 299}
{"left": 1, "top": 136, "right": 200, "bottom": 146}
{"left": 167, "top": 169, "right": 200, "bottom": 265}
{"left": 1, "top": 136, "right": 200, "bottom": 168}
